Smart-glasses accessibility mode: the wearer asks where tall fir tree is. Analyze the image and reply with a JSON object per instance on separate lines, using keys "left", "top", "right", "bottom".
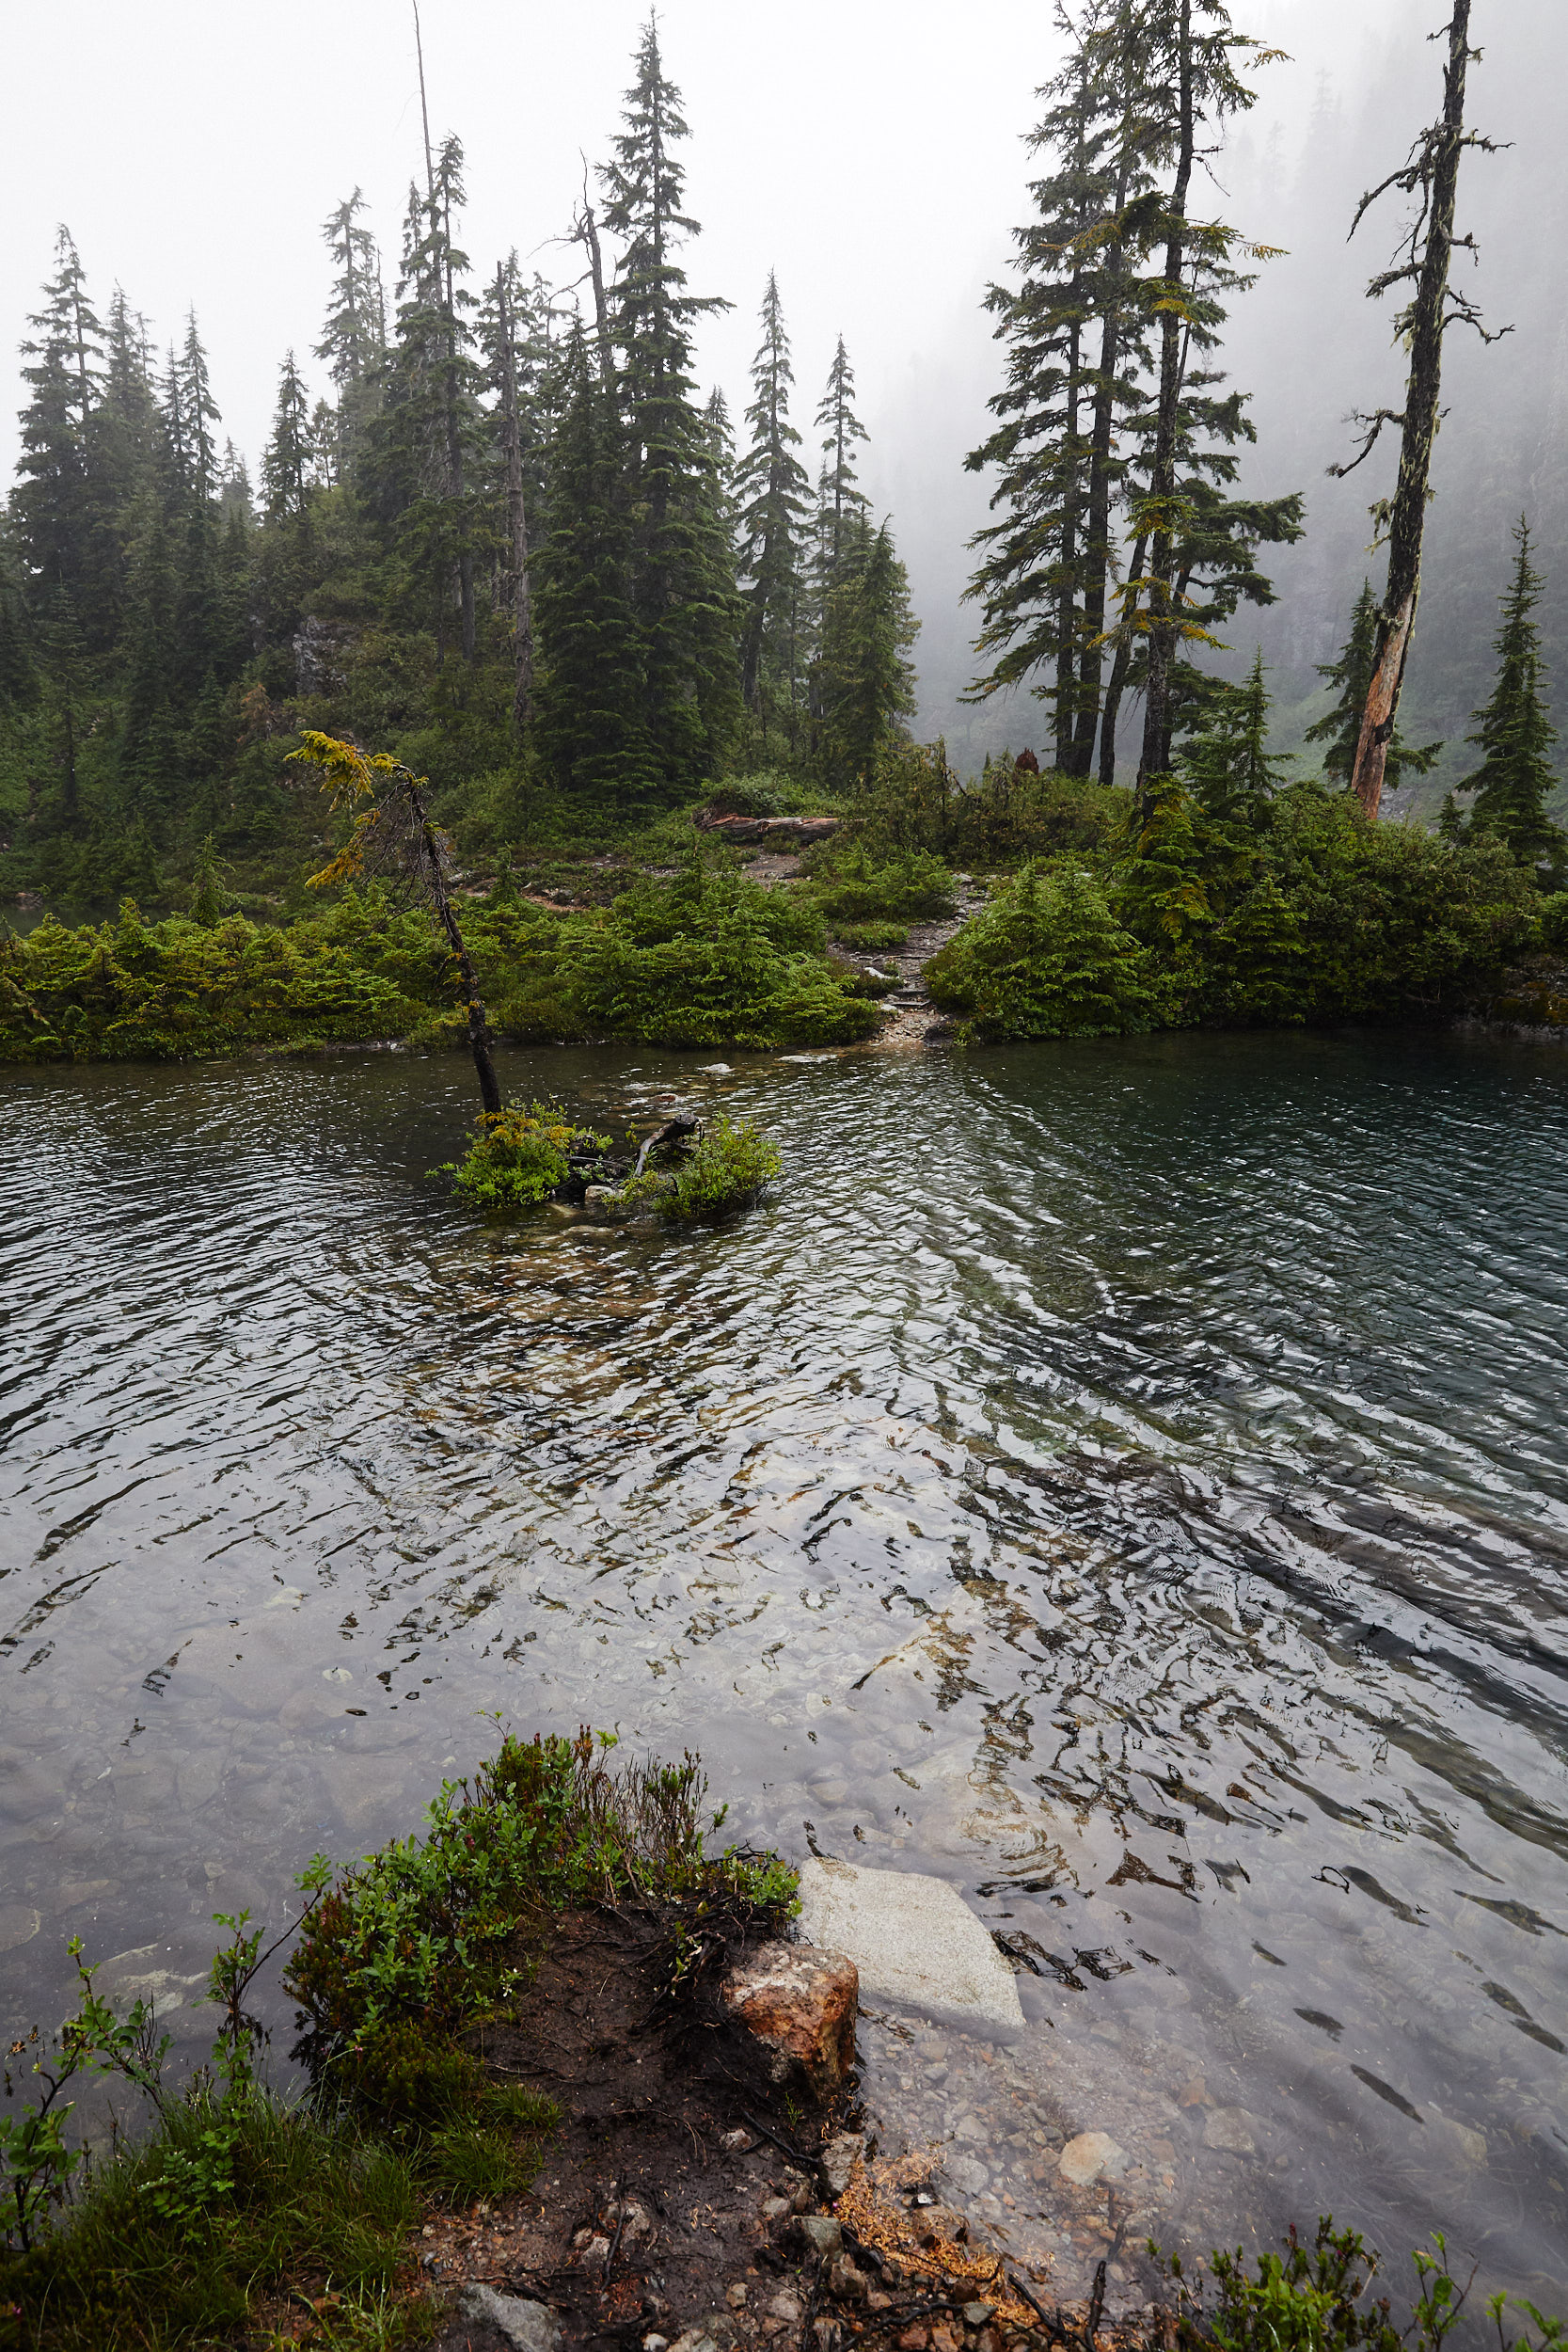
{"left": 814, "top": 335, "right": 869, "bottom": 585}
{"left": 1451, "top": 517, "right": 1565, "bottom": 868}
{"left": 735, "top": 273, "right": 810, "bottom": 742}
{"left": 79, "top": 288, "right": 161, "bottom": 644}
{"left": 1305, "top": 579, "right": 1440, "bottom": 792}
{"left": 532, "top": 326, "right": 655, "bottom": 805}
{"left": 262, "top": 353, "right": 315, "bottom": 519}
{"left": 600, "top": 16, "right": 739, "bottom": 787}
{"left": 967, "top": 8, "right": 1151, "bottom": 773}
{"left": 366, "top": 149, "right": 484, "bottom": 662}
{"left": 15, "top": 227, "right": 103, "bottom": 612}
{"left": 316, "top": 188, "right": 386, "bottom": 471}
{"left": 816, "top": 513, "right": 919, "bottom": 787}
{"left": 177, "top": 312, "right": 222, "bottom": 507}
{"left": 478, "top": 252, "right": 548, "bottom": 728}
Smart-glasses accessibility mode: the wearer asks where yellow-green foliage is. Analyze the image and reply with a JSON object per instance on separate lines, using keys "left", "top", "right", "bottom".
{"left": 0, "top": 894, "right": 449, "bottom": 1063}
{"left": 440, "top": 1102, "right": 610, "bottom": 1210}
{"left": 1, "top": 861, "right": 879, "bottom": 1064}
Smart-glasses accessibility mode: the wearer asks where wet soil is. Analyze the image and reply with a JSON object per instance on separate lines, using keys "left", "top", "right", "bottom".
{"left": 356, "top": 1910, "right": 1151, "bottom": 2352}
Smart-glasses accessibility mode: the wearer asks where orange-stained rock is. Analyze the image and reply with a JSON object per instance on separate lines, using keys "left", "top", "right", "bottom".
{"left": 721, "top": 1941, "right": 858, "bottom": 2101}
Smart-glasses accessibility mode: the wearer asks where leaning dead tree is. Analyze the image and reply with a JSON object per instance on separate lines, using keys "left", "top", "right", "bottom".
{"left": 1330, "top": 0, "right": 1507, "bottom": 820}
{"left": 290, "top": 731, "right": 502, "bottom": 1114}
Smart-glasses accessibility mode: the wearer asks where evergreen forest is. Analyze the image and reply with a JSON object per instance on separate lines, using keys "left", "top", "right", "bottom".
{"left": 2, "top": 0, "right": 1565, "bottom": 1064}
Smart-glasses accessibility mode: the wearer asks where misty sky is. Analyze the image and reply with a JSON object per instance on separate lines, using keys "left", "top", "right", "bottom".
{"left": 6, "top": 0, "right": 1557, "bottom": 763}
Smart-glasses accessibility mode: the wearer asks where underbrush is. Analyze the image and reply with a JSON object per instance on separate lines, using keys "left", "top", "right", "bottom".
{"left": 1, "top": 1731, "right": 798, "bottom": 2348}
{"left": 1156, "top": 2217, "right": 1562, "bottom": 2352}
{"left": 840, "top": 739, "right": 1128, "bottom": 866}
{"left": 286, "top": 1729, "right": 799, "bottom": 2076}
{"left": 830, "top": 917, "right": 911, "bottom": 951}
{"left": 621, "top": 1112, "right": 782, "bottom": 1219}
{"left": 799, "top": 837, "right": 957, "bottom": 923}
{"left": 438, "top": 1101, "right": 612, "bottom": 1209}
{"left": 926, "top": 863, "right": 1152, "bottom": 1040}
{"left": 0, "top": 852, "right": 881, "bottom": 1063}
{"left": 924, "top": 785, "right": 1551, "bottom": 1041}
{"left": 0, "top": 1922, "right": 434, "bottom": 2351}
{"left": 491, "top": 853, "right": 879, "bottom": 1049}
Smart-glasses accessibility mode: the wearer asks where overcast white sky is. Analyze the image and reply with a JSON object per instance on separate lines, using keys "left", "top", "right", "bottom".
{"left": 1, "top": 0, "right": 1489, "bottom": 741}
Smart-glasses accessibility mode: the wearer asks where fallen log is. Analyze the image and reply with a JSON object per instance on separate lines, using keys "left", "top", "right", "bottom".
{"left": 695, "top": 813, "right": 840, "bottom": 848}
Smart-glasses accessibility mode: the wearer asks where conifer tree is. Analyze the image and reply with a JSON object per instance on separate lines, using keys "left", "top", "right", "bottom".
{"left": 816, "top": 513, "right": 919, "bottom": 787}
{"left": 735, "top": 273, "right": 810, "bottom": 740}
{"left": 178, "top": 312, "right": 222, "bottom": 506}
{"left": 15, "top": 228, "right": 103, "bottom": 609}
{"left": 1132, "top": 1, "right": 1291, "bottom": 803}
{"left": 262, "top": 353, "right": 315, "bottom": 518}
{"left": 0, "top": 529, "right": 37, "bottom": 709}
{"left": 77, "top": 289, "right": 155, "bottom": 620}
{"left": 968, "top": 11, "right": 1148, "bottom": 772}
{"left": 478, "top": 254, "right": 547, "bottom": 728}
{"left": 1180, "top": 648, "right": 1289, "bottom": 831}
{"left": 368, "top": 150, "right": 484, "bottom": 662}
{"left": 119, "top": 519, "right": 179, "bottom": 807}
{"left": 600, "top": 17, "right": 739, "bottom": 786}
{"left": 532, "top": 326, "right": 654, "bottom": 805}
{"left": 814, "top": 335, "right": 869, "bottom": 584}
{"left": 1304, "top": 579, "right": 1439, "bottom": 791}
{"left": 1453, "top": 517, "right": 1564, "bottom": 869}
{"left": 316, "top": 189, "right": 386, "bottom": 470}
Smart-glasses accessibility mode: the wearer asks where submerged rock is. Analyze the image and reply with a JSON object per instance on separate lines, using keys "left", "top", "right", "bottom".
{"left": 796, "top": 1858, "right": 1024, "bottom": 2037}
{"left": 1057, "top": 2131, "right": 1128, "bottom": 2186}
{"left": 721, "top": 1941, "right": 858, "bottom": 2100}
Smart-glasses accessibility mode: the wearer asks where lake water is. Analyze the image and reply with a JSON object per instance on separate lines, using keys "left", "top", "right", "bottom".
{"left": 2, "top": 1031, "right": 1565, "bottom": 2316}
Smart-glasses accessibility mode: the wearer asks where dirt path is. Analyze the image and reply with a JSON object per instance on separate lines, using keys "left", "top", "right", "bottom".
{"left": 744, "top": 853, "right": 984, "bottom": 1054}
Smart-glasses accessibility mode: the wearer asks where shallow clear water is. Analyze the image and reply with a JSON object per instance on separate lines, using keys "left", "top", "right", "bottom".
{"left": 2, "top": 1032, "right": 1566, "bottom": 2310}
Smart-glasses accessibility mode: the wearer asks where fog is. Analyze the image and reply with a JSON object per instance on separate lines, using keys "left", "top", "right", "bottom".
{"left": 6, "top": 0, "right": 1564, "bottom": 794}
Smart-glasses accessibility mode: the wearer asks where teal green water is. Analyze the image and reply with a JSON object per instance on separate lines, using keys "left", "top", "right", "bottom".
{"left": 2, "top": 1031, "right": 1565, "bottom": 2308}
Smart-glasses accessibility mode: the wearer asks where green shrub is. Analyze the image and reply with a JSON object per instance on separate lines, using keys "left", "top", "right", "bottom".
{"left": 925, "top": 862, "right": 1153, "bottom": 1040}
{"left": 286, "top": 1730, "right": 798, "bottom": 2072}
{"left": 802, "top": 838, "right": 956, "bottom": 922}
{"left": 625, "top": 1113, "right": 783, "bottom": 1220}
{"left": 840, "top": 739, "right": 1127, "bottom": 865}
{"left": 556, "top": 859, "right": 875, "bottom": 1048}
{"left": 830, "top": 917, "right": 910, "bottom": 951}
{"left": 1156, "top": 2217, "right": 1562, "bottom": 2352}
{"left": 438, "top": 1101, "right": 610, "bottom": 1210}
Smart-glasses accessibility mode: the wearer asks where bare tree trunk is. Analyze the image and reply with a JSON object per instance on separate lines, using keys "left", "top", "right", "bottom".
{"left": 1099, "top": 533, "right": 1145, "bottom": 791}
{"left": 1054, "top": 319, "right": 1083, "bottom": 773}
{"left": 494, "top": 269, "right": 535, "bottom": 733}
{"left": 1346, "top": 0, "right": 1477, "bottom": 820}
{"left": 1072, "top": 137, "right": 1133, "bottom": 782}
{"left": 1136, "top": 0, "right": 1195, "bottom": 813}
{"left": 574, "top": 171, "right": 616, "bottom": 386}
{"left": 407, "top": 771, "right": 501, "bottom": 1114}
